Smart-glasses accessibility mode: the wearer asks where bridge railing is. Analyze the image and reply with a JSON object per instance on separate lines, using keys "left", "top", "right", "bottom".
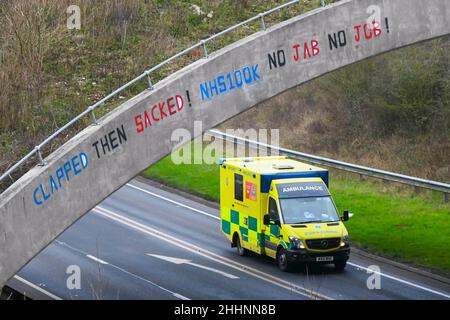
{"left": 0, "top": 0, "right": 312, "bottom": 187}
{"left": 206, "top": 130, "right": 450, "bottom": 202}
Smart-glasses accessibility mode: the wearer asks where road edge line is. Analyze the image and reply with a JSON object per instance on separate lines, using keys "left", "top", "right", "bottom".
{"left": 132, "top": 179, "right": 450, "bottom": 291}
{"left": 94, "top": 206, "right": 331, "bottom": 300}
{"left": 13, "top": 275, "right": 62, "bottom": 300}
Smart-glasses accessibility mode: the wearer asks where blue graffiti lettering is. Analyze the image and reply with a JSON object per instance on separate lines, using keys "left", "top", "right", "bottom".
{"left": 63, "top": 161, "right": 72, "bottom": 181}
{"left": 252, "top": 64, "right": 260, "bottom": 80}
{"left": 80, "top": 152, "right": 88, "bottom": 168}
{"left": 33, "top": 152, "right": 90, "bottom": 206}
{"left": 33, "top": 187, "right": 42, "bottom": 205}
{"left": 199, "top": 64, "right": 261, "bottom": 101}
{"left": 50, "top": 175, "right": 58, "bottom": 194}
{"left": 40, "top": 184, "right": 50, "bottom": 202}
{"left": 218, "top": 75, "right": 226, "bottom": 93}
{"left": 56, "top": 167, "right": 64, "bottom": 188}
{"left": 72, "top": 155, "right": 81, "bottom": 175}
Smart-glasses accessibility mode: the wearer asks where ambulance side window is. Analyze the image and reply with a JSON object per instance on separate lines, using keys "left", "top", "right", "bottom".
{"left": 234, "top": 173, "right": 244, "bottom": 201}
{"left": 269, "top": 197, "right": 280, "bottom": 221}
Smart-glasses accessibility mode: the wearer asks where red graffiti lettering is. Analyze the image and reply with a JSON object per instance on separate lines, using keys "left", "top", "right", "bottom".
{"left": 134, "top": 94, "right": 187, "bottom": 134}
{"left": 363, "top": 23, "right": 373, "bottom": 40}
{"left": 151, "top": 104, "right": 159, "bottom": 122}
{"left": 176, "top": 95, "right": 184, "bottom": 111}
{"left": 303, "top": 43, "right": 311, "bottom": 59}
{"left": 293, "top": 44, "right": 301, "bottom": 62}
{"left": 354, "top": 25, "right": 362, "bottom": 42}
{"left": 292, "top": 40, "right": 320, "bottom": 62}
{"left": 311, "top": 39, "right": 320, "bottom": 56}
{"left": 135, "top": 115, "right": 144, "bottom": 133}
{"left": 167, "top": 97, "right": 176, "bottom": 116}
{"left": 158, "top": 102, "right": 167, "bottom": 120}
{"left": 373, "top": 21, "right": 382, "bottom": 37}
{"left": 354, "top": 21, "right": 383, "bottom": 45}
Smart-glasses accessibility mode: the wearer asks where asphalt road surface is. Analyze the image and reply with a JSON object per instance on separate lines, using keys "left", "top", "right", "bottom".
{"left": 4, "top": 179, "right": 450, "bottom": 300}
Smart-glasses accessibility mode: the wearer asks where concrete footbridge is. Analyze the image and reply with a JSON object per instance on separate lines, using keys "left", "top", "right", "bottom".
{"left": 0, "top": 0, "right": 449, "bottom": 289}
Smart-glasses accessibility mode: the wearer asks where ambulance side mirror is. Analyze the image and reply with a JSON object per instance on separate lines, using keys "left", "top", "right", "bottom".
{"left": 341, "top": 210, "right": 350, "bottom": 222}
{"left": 263, "top": 214, "right": 270, "bottom": 226}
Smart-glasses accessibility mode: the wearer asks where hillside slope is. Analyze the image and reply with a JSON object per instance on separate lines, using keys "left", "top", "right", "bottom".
{"left": 0, "top": 0, "right": 448, "bottom": 191}
{"left": 220, "top": 36, "right": 450, "bottom": 181}
{"left": 0, "top": 0, "right": 326, "bottom": 191}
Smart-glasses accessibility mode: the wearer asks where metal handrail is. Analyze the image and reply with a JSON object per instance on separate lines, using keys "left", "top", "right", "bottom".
{"left": 206, "top": 130, "right": 450, "bottom": 202}
{"left": 0, "top": 0, "right": 302, "bottom": 185}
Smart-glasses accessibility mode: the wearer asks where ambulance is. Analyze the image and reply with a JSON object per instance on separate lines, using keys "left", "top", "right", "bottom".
{"left": 219, "top": 156, "right": 351, "bottom": 271}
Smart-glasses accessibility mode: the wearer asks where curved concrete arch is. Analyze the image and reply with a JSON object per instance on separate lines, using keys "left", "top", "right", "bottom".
{"left": 1, "top": 0, "right": 449, "bottom": 288}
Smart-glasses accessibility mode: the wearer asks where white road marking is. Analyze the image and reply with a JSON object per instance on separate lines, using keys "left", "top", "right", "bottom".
{"left": 348, "top": 262, "right": 450, "bottom": 299}
{"left": 12, "top": 275, "right": 62, "bottom": 300}
{"left": 94, "top": 205, "right": 330, "bottom": 300}
{"left": 147, "top": 254, "right": 239, "bottom": 279}
{"left": 86, "top": 255, "right": 108, "bottom": 265}
{"left": 126, "top": 183, "right": 220, "bottom": 220}
{"left": 127, "top": 182, "right": 450, "bottom": 299}
{"left": 55, "top": 240, "right": 189, "bottom": 300}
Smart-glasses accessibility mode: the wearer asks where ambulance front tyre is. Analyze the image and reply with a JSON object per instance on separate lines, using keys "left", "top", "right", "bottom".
{"left": 277, "top": 248, "right": 292, "bottom": 272}
{"left": 235, "top": 234, "right": 248, "bottom": 257}
{"left": 334, "top": 260, "right": 347, "bottom": 271}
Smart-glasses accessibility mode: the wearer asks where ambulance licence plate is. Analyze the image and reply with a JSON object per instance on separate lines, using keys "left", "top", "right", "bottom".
{"left": 316, "top": 256, "right": 334, "bottom": 262}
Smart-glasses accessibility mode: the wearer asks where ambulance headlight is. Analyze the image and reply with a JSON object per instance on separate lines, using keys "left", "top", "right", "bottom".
{"left": 289, "top": 236, "right": 305, "bottom": 249}
{"left": 341, "top": 235, "right": 350, "bottom": 247}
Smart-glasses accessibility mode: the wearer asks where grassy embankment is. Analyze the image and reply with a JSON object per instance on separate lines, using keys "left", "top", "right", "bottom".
{"left": 143, "top": 142, "right": 450, "bottom": 273}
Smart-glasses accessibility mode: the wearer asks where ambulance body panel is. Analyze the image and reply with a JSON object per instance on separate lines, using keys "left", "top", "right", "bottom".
{"left": 219, "top": 157, "right": 351, "bottom": 271}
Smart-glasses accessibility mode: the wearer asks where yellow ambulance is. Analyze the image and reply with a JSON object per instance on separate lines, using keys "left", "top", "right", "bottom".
{"left": 219, "top": 156, "right": 351, "bottom": 271}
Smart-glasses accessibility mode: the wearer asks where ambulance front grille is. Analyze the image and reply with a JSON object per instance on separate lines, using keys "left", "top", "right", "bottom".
{"left": 306, "top": 238, "right": 341, "bottom": 250}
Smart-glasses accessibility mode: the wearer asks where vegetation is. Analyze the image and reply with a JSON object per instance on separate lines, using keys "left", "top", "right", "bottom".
{"left": 144, "top": 141, "right": 450, "bottom": 273}
{"left": 1, "top": 0, "right": 447, "bottom": 189}
{"left": 0, "top": 0, "right": 325, "bottom": 191}
{"left": 221, "top": 36, "right": 450, "bottom": 181}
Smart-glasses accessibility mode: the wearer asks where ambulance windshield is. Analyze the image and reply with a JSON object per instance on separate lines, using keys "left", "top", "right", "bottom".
{"left": 279, "top": 196, "right": 340, "bottom": 224}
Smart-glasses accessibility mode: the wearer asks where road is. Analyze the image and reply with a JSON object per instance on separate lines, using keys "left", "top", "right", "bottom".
{"left": 4, "top": 179, "right": 450, "bottom": 300}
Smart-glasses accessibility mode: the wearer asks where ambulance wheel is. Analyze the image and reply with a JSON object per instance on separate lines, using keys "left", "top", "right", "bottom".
{"left": 277, "top": 248, "right": 291, "bottom": 272}
{"left": 236, "top": 235, "right": 248, "bottom": 256}
{"left": 334, "top": 261, "right": 347, "bottom": 271}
